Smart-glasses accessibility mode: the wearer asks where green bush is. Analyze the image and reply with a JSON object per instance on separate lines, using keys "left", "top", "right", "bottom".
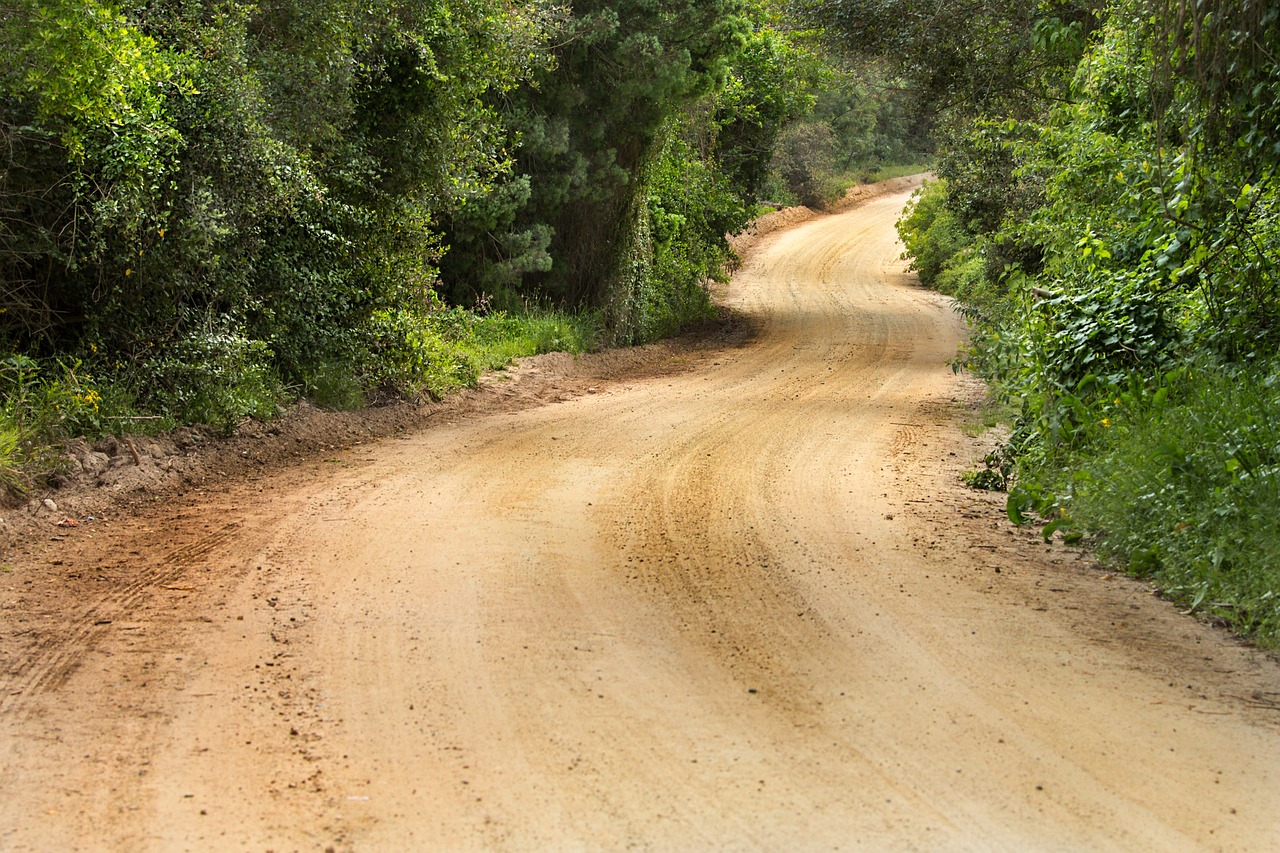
{"left": 934, "top": 247, "right": 987, "bottom": 301}
{"left": 362, "top": 309, "right": 480, "bottom": 403}
{"left": 772, "top": 121, "right": 841, "bottom": 208}
{"left": 299, "top": 363, "right": 367, "bottom": 412}
{"left": 362, "top": 303, "right": 602, "bottom": 401}
{"left": 896, "top": 179, "right": 972, "bottom": 287}
{"left": 135, "top": 324, "right": 281, "bottom": 433}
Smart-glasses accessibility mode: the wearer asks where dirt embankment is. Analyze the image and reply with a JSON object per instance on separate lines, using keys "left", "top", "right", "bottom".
{"left": 3, "top": 178, "right": 1279, "bottom": 853}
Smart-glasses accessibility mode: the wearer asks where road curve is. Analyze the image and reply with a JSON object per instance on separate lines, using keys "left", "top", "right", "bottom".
{"left": 4, "top": 187, "right": 1280, "bottom": 851}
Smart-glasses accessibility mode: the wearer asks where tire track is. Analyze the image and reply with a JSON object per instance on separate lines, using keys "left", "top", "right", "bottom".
{"left": 3, "top": 184, "right": 1280, "bottom": 851}
{"left": 0, "top": 522, "right": 242, "bottom": 715}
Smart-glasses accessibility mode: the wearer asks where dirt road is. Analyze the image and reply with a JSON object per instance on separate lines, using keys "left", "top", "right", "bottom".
{"left": 4, "top": 187, "right": 1280, "bottom": 851}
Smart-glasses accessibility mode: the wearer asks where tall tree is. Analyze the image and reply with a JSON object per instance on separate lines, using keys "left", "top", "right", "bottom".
{"left": 492, "top": 0, "right": 749, "bottom": 308}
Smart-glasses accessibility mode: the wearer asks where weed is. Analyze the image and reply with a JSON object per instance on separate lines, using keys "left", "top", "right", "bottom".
{"left": 963, "top": 444, "right": 1017, "bottom": 491}
{"left": 0, "top": 355, "right": 110, "bottom": 496}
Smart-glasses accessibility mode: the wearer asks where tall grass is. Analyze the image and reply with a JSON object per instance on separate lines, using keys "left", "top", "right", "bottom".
{"left": 1050, "top": 358, "right": 1280, "bottom": 645}
{"left": 0, "top": 423, "right": 25, "bottom": 497}
{"left": 0, "top": 355, "right": 107, "bottom": 497}
{"left": 459, "top": 308, "right": 601, "bottom": 372}
{"left": 2, "top": 305, "right": 603, "bottom": 494}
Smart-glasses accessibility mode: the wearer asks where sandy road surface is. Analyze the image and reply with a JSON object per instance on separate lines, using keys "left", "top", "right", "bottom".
{"left": 4, "top": 188, "right": 1280, "bottom": 852}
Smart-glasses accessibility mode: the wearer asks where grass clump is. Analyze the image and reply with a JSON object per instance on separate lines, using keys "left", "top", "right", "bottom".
{"left": 0, "top": 355, "right": 112, "bottom": 497}
{"left": 455, "top": 307, "right": 602, "bottom": 372}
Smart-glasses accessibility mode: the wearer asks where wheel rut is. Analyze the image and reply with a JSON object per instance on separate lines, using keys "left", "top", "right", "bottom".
{"left": 2, "top": 185, "right": 1279, "bottom": 852}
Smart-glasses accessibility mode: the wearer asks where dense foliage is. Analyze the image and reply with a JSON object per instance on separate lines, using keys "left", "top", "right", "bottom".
{"left": 855, "top": 0, "right": 1280, "bottom": 643}
{"left": 2, "top": 1, "right": 926, "bottom": 491}
{"left": 2, "top": 0, "right": 559, "bottom": 408}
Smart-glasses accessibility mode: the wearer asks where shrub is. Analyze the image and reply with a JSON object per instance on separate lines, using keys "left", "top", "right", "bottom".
{"left": 772, "top": 121, "right": 840, "bottom": 208}
{"left": 134, "top": 324, "right": 281, "bottom": 433}
{"left": 896, "top": 179, "right": 972, "bottom": 287}
{"left": 363, "top": 309, "right": 480, "bottom": 403}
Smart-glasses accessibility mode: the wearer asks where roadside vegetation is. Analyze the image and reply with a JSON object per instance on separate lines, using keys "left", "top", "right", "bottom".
{"left": 1, "top": 1, "right": 927, "bottom": 496}
{"left": 809, "top": 0, "right": 1280, "bottom": 645}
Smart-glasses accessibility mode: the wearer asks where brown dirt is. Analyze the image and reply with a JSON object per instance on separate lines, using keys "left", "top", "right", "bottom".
{"left": 3, "top": 181, "right": 1280, "bottom": 852}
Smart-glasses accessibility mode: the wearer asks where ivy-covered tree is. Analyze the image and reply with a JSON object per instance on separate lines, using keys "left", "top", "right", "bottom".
{"left": 440, "top": 1, "right": 832, "bottom": 341}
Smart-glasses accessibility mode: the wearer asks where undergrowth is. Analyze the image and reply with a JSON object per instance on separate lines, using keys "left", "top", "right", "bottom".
{"left": 759, "top": 160, "right": 930, "bottom": 210}
{"left": 0, "top": 355, "right": 111, "bottom": 496}
{"left": 0, "top": 306, "right": 600, "bottom": 499}
{"left": 1023, "top": 358, "right": 1280, "bottom": 645}
{"left": 848, "top": 162, "right": 931, "bottom": 184}
{"left": 900, "top": 177, "right": 1280, "bottom": 647}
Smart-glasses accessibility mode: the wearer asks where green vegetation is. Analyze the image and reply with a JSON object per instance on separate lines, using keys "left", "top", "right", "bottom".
{"left": 854, "top": 163, "right": 932, "bottom": 184}
{"left": 756, "top": 57, "right": 932, "bottom": 208}
{"left": 821, "top": 1, "right": 1280, "bottom": 644}
{"left": 1, "top": 1, "right": 926, "bottom": 495}
{"left": 1055, "top": 360, "right": 1280, "bottom": 640}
